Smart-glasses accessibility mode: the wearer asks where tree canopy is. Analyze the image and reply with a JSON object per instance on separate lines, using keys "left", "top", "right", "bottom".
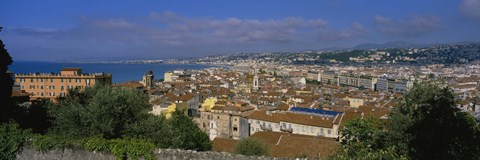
{"left": 334, "top": 82, "right": 480, "bottom": 160}
{"left": 48, "top": 85, "right": 211, "bottom": 150}
{"left": 0, "top": 27, "right": 14, "bottom": 123}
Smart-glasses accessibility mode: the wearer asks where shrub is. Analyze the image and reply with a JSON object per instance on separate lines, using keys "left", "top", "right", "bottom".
{"left": 0, "top": 123, "right": 29, "bottom": 160}
{"left": 233, "top": 138, "right": 268, "bottom": 156}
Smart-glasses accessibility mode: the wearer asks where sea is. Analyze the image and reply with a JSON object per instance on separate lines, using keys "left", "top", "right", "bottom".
{"left": 9, "top": 61, "right": 214, "bottom": 83}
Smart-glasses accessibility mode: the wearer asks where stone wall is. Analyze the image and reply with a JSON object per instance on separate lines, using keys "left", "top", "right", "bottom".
{"left": 17, "top": 148, "right": 285, "bottom": 160}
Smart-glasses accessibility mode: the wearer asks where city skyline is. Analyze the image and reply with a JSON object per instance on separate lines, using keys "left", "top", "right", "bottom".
{"left": 1, "top": 0, "right": 480, "bottom": 61}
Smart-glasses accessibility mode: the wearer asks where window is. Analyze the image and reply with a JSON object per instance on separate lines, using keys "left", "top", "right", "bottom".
{"left": 217, "top": 116, "right": 220, "bottom": 119}
{"left": 328, "top": 129, "right": 331, "bottom": 134}
{"left": 234, "top": 118, "right": 237, "bottom": 121}
{"left": 61, "top": 86, "right": 64, "bottom": 91}
{"left": 40, "top": 79, "right": 43, "bottom": 82}
{"left": 311, "top": 127, "right": 315, "bottom": 133}
{"left": 41, "top": 92, "right": 44, "bottom": 96}
{"left": 21, "top": 85, "right": 24, "bottom": 89}
{"left": 52, "top": 86, "right": 55, "bottom": 89}
{"left": 61, "top": 79, "right": 64, "bottom": 82}
{"left": 233, "top": 126, "right": 238, "bottom": 132}
{"left": 41, "top": 85, "right": 44, "bottom": 89}
{"left": 68, "top": 79, "right": 72, "bottom": 83}
{"left": 76, "top": 79, "right": 81, "bottom": 83}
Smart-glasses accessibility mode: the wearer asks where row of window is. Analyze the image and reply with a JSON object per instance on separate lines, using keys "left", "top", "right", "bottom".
{"left": 31, "top": 92, "right": 66, "bottom": 97}
{"left": 25, "top": 85, "right": 82, "bottom": 91}
{"left": 19, "top": 78, "right": 89, "bottom": 83}
{"left": 252, "top": 120, "right": 333, "bottom": 135}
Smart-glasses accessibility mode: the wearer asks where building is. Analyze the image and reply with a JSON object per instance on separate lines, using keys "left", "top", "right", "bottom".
{"left": 320, "top": 71, "right": 338, "bottom": 85}
{"left": 375, "top": 78, "right": 389, "bottom": 92}
{"left": 253, "top": 73, "right": 259, "bottom": 90}
{"left": 306, "top": 71, "right": 320, "bottom": 82}
{"left": 248, "top": 109, "right": 343, "bottom": 139}
{"left": 164, "top": 72, "right": 173, "bottom": 82}
{"left": 15, "top": 68, "right": 112, "bottom": 101}
{"left": 197, "top": 100, "right": 254, "bottom": 140}
{"left": 142, "top": 70, "right": 155, "bottom": 89}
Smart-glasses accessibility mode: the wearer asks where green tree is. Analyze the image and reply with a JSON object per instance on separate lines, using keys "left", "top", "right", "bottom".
{"left": 165, "top": 110, "right": 211, "bottom": 151}
{"left": 0, "top": 27, "right": 14, "bottom": 123}
{"left": 233, "top": 138, "right": 268, "bottom": 156}
{"left": 386, "top": 82, "right": 480, "bottom": 160}
{"left": 333, "top": 118, "right": 407, "bottom": 159}
{"left": 49, "top": 85, "right": 151, "bottom": 139}
{"left": 0, "top": 123, "right": 29, "bottom": 160}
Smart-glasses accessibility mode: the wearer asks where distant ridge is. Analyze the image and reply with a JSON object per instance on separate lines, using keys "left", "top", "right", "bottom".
{"left": 351, "top": 41, "right": 433, "bottom": 49}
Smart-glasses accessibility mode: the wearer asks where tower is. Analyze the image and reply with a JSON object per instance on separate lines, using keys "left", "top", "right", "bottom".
{"left": 143, "top": 70, "right": 155, "bottom": 89}
{"left": 253, "top": 72, "right": 259, "bottom": 91}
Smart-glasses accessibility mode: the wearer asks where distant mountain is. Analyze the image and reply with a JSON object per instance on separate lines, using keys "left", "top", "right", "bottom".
{"left": 352, "top": 41, "right": 433, "bottom": 49}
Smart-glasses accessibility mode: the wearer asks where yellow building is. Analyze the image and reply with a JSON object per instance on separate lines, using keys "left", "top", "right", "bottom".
{"left": 201, "top": 97, "right": 218, "bottom": 112}
{"left": 164, "top": 102, "right": 188, "bottom": 119}
{"left": 15, "top": 68, "right": 112, "bottom": 101}
{"left": 348, "top": 97, "right": 365, "bottom": 108}
{"left": 164, "top": 72, "right": 173, "bottom": 82}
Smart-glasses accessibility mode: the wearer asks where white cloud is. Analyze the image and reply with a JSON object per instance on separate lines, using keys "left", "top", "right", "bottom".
{"left": 460, "top": 0, "right": 480, "bottom": 19}
{"left": 373, "top": 15, "right": 440, "bottom": 35}
{"left": 6, "top": 11, "right": 368, "bottom": 59}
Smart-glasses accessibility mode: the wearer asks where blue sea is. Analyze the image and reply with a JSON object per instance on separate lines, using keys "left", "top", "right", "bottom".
{"left": 9, "top": 61, "right": 213, "bottom": 83}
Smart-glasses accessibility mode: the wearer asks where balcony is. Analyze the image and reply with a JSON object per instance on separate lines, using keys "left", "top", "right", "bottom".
{"left": 280, "top": 127, "right": 293, "bottom": 133}
{"left": 260, "top": 124, "right": 272, "bottom": 131}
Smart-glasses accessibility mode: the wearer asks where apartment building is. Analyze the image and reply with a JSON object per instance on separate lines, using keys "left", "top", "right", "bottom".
{"left": 248, "top": 108, "right": 343, "bottom": 139}
{"left": 15, "top": 68, "right": 112, "bottom": 101}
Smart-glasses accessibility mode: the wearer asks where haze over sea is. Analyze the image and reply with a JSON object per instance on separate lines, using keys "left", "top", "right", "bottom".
{"left": 9, "top": 61, "right": 213, "bottom": 83}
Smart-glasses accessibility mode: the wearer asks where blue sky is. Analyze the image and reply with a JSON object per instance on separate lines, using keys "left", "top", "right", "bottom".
{"left": 1, "top": 0, "right": 480, "bottom": 61}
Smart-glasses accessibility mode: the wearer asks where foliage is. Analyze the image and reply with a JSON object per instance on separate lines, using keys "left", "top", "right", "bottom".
{"left": 48, "top": 85, "right": 151, "bottom": 139}
{"left": 333, "top": 118, "right": 407, "bottom": 159}
{"left": 0, "top": 123, "right": 29, "bottom": 160}
{"left": 233, "top": 138, "right": 268, "bottom": 156}
{"left": 132, "top": 110, "right": 212, "bottom": 151}
{"left": 317, "top": 50, "right": 369, "bottom": 62}
{"left": 47, "top": 85, "right": 211, "bottom": 153}
{"left": 29, "top": 134, "right": 155, "bottom": 160}
{"left": 386, "top": 82, "right": 480, "bottom": 160}
{"left": 0, "top": 27, "right": 14, "bottom": 123}
{"left": 333, "top": 82, "right": 480, "bottom": 160}
{"left": 15, "top": 99, "right": 53, "bottom": 134}
{"left": 166, "top": 110, "right": 211, "bottom": 151}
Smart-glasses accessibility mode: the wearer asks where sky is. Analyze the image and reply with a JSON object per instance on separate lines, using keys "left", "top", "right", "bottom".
{"left": 1, "top": 0, "right": 480, "bottom": 61}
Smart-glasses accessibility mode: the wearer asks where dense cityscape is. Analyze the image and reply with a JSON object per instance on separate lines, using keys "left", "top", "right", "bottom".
{"left": 2, "top": 0, "right": 480, "bottom": 160}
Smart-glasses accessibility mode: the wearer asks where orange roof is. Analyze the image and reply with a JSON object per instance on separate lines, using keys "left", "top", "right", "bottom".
{"left": 248, "top": 110, "right": 335, "bottom": 128}
{"left": 250, "top": 131, "right": 339, "bottom": 158}
{"left": 212, "top": 137, "right": 238, "bottom": 153}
